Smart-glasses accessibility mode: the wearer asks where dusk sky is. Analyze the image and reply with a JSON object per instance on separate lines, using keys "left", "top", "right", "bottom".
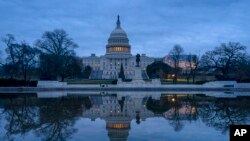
{"left": 0, "top": 0, "right": 249, "bottom": 57}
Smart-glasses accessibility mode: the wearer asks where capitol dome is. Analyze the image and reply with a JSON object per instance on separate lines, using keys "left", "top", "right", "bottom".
{"left": 106, "top": 15, "right": 131, "bottom": 54}
{"left": 110, "top": 21, "right": 127, "bottom": 38}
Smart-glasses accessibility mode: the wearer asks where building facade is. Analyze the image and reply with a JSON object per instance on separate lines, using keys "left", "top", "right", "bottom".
{"left": 82, "top": 16, "right": 155, "bottom": 79}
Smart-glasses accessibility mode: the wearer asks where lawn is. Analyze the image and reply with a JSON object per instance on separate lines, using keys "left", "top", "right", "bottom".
{"left": 67, "top": 79, "right": 117, "bottom": 84}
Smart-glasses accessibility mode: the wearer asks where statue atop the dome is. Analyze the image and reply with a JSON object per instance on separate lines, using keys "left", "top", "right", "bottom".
{"left": 136, "top": 54, "right": 140, "bottom": 67}
{"left": 116, "top": 15, "right": 121, "bottom": 28}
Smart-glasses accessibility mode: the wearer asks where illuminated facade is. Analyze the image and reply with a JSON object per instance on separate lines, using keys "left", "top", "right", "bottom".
{"left": 82, "top": 16, "right": 155, "bottom": 79}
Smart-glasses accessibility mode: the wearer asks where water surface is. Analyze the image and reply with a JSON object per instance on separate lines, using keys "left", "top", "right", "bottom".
{"left": 0, "top": 91, "right": 250, "bottom": 141}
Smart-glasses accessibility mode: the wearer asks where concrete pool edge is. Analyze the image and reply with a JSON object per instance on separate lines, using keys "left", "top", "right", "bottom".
{"left": 1, "top": 86, "right": 250, "bottom": 93}
{"left": 1, "top": 81, "right": 250, "bottom": 92}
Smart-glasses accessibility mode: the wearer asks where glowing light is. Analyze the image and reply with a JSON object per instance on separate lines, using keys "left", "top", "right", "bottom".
{"left": 107, "top": 123, "right": 129, "bottom": 129}
{"left": 171, "top": 98, "right": 175, "bottom": 102}
{"left": 108, "top": 47, "right": 130, "bottom": 52}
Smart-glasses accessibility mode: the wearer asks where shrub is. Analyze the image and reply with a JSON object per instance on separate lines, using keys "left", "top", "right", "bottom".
{"left": 0, "top": 79, "right": 37, "bottom": 87}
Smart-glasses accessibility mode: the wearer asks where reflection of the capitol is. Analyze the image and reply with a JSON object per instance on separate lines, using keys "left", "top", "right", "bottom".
{"left": 76, "top": 92, "right": 222, "bottom": 140}
{"left": 82, "top": 93, "right": 199, "bottom": 140}
{"left": 0, "top": 91, "right": 250, "bottom": 141}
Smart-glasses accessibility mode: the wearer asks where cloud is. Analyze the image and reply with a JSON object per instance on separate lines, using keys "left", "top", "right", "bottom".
{"left": 0, "top": 0, "right": 249, "bottom": 57}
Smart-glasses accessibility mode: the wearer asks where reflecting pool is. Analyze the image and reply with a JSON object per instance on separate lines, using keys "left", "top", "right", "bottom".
{"left": 0, "top": 92, "right": 250, "bottom": 141}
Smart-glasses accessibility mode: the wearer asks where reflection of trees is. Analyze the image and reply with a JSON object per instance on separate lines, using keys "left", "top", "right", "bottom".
{"left": 165, "top": 95, "right": 183, "bottom": 132}
{"left": 0, "top": 95, "right": 92, "bottom": 141}
{"left": 146, "top": 95, "right": 185, "bottom": 132}
{"left": 198, "top": 98, "right": 250, "bottom": 134}
{"left": 183, "top": 95, "right": 199, "bottom": 121}
{"left": 36, "top": 97, "right": 85, "bottom": 141}
{"left": 1, "top": 95, "right": 39, "bottom": 140}
{"left": 146, "top": 95, "right": 250, "bottom": 133}
{"left": 146, "top": 96, "right": 171, "bottom": 114}
{"left": 146, "top": 95, "right": 200, "bottom": 132}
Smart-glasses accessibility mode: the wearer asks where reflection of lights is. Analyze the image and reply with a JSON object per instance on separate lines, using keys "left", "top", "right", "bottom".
{"left": 171, "top": 98, "right": 175, "bottom": 102}
{"left": 192, "top": 107, "right": 196, "bottom": 113}
{"left": 107, "top": 123, "right": 129, "bottom": 129}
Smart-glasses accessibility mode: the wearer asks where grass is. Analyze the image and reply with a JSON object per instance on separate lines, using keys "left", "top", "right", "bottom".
{"left": 67, "top": 79, "right": 117, "bottom": 84}
{"left": 66, "top": 75, "right": 216, "bottom": 85}
{"left": 68, "top": 79, "right": 192, "bottom": 85}
{"left": 161, "top": 75, "right": 216, "bottom": 84}
{"left": 161, "top": 79, "right": 192, "bottom": 84}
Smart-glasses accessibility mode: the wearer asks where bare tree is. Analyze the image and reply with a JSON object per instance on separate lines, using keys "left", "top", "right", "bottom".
{"left": 2, "top": 35, "right": 38, "bottom": 80}
{"left": 35, "top": 29, "right": 77, "bottom": 56}
{"left": 201, "top": 42, "right": 246, "bottom": 80}
{"left": 185, "top": 54, "right": 192, "bottom": 83}
{"left": 35, "top": 29, "right": 78, "bottom": 81}
{"left": 168, "top": 45, "right": 184, "bottom": 83}
{"left": 186, "top": 54, "right": 200, "bottom": 84}
{"left": 17, "top": 43, "right": 38, "bottom": 81}
{"left": 2, "top": 34, "right": 18, "bottom": 78}
{"left": 3, "top": 34, "right": 16, "bottom": 64}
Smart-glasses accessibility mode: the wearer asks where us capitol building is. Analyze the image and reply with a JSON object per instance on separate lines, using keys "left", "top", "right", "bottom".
{"left": 82, "top": 16, "right": 156, "bottom": 79}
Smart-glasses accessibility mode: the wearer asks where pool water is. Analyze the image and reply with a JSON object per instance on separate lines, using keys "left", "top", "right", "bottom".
{"left": 0, "top": 92, "right": 249, "bottom": 141}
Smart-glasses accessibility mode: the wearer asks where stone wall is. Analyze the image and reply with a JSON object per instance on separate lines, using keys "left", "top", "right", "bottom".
{"left": 37, "top": 81, "right": 67, "bottom": 87}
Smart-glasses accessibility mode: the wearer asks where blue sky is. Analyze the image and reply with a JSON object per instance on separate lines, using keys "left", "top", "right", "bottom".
{"left": 0, "top": 0, "right": 249, "bottom": 57}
